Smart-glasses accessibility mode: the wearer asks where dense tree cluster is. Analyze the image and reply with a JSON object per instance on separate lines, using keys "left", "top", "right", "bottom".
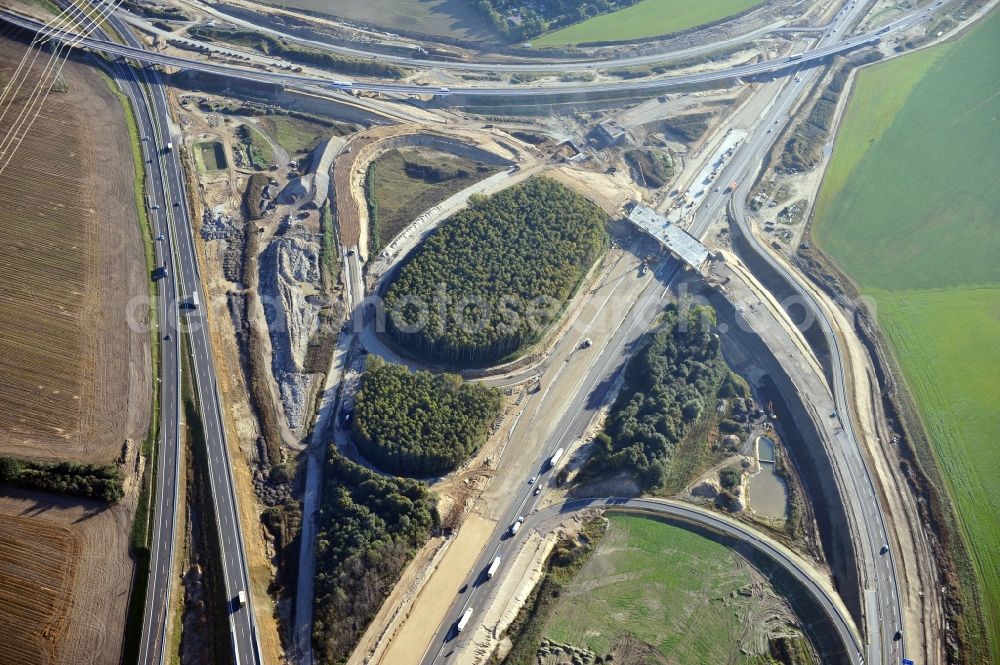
{"left": 352, "top": 358, "right": 503, "bottom": 477}
{"left": 473, "top": 0, "right": 643, "bottom": 41}
{"left": 312, "top": 451, "right": 438, "bottom": 665}
{"left": 592, "top": 305, "right": 729, "bottom": 490}
{"left": 0, "top": 456, "right": 124, "bottom": 502}
{"left": 383, "top": 177, "right": 607, "bottom": 368}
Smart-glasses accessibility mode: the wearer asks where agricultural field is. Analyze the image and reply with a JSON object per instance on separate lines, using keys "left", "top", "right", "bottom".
{"left": 541, "top": 515, "right": 812, "bottom": 663}
{"left": 367, "top": 147, "right": 503, "bottom": 249}
{"left": 0, "top": 490, "right": 135, "bottom": 665}
{"left": 533, "top": 0, "right": 763, "bottom": 46}
{"left": 253, "top": 0, "right": 500, "bottom": 43}
{"left": 811, "top": 10, "right": 1000, "bottom": 657}
{"left": 0, "top": 38, "right": 150, "bottom": 465}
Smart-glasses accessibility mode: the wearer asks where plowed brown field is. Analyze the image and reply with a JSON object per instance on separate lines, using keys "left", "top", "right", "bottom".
{"left": 0, "top": 36, "right": 147, "bottom": 665}
{"left": 0, "top": 490, "right": 134, "bottom": 665}
{"left": 0, "top": 38, "right": 150, "bottom": 463}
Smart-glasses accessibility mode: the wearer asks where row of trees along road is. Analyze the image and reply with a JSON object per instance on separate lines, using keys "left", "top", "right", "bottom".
{"left": 383, "top": 177, "right": 608, "bottom": 368}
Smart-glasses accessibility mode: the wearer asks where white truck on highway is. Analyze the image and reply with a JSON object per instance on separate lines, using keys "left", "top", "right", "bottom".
{"left": 548, "top": 447, "right": 565, "bottom": 469}
{"left": 487, "top": 555, "right": 501, "bottom": 580}
{"left": 456, "top": 607, "right": 474, "bottom": 632}
{"left": 165, "top": 141, "right": 173, "bottom": 151}
{"left": 237, "top": 590, "right": 247, "bottom": 608}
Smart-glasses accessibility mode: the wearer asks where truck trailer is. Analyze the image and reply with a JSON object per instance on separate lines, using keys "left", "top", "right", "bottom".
{"left": 486, "top": 555, "right": 501, "bottom": 580}
{"left": 548, "top": 447, "right": 565, "bottom": 469}
{"left": 456, "top": 607, "right": 474, "bottom": 632}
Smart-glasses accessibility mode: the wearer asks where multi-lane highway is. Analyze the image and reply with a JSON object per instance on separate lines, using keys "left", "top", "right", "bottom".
{"left": 79, "top": 11, "right": 265, "bottom": 665}
{"left": 7, "top": 0, "right": 948, "bottom": 662}
{"left": 418, "top": 2, "right": 918, "bottom": 663}
{"left": 122, "top": 5, "right": 789, "bottom": 73}
{"left": 0, "top": 7, "right": 938, "bottom": 100}
{"left": 497, "top": 498, "right": 862, "bottom": 657}
{"left": 44, "top": 3, "right": 186, "bottom": 661}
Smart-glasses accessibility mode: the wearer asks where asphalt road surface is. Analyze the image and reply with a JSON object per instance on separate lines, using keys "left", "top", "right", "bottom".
{"left": 0, "top": 7, "right": 940, "bottom": 100}
{"left": 11, "top": 1, "right": 941, "bottom": 663}
{"left": 439, "top": 497, "right": 863, "bottom": 662}
{"left": 419, "top": 2, "right": 912, "bottom": 663}
{"left": 89, "top": 12, "right": 265, "bottom": 665}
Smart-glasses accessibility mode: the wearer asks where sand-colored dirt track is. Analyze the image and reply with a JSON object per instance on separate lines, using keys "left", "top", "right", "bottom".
{"left": 0, "top": 37, "right": 150, "bottom": 464}
{"left": 0, "top": 490, "right": 134, "bottom": 665}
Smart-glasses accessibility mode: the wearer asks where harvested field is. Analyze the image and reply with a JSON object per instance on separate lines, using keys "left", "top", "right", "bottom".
{"left": 0, "top": 490, "right": 134, "bottom": 665}
{"left": 0, "top": 38, "right": 150, "bottom": 464}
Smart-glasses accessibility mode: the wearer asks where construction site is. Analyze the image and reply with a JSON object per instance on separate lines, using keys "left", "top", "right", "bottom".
{"left": 0, "top": 0, "right": 994, "bottom": 663}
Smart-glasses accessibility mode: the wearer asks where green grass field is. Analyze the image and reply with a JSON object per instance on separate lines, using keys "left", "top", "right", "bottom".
{"left": 543, "top": 515, "right": 806, "bottom": 663}
{"left": 812, "top": 10, "right": 1000, "bottom": 657}
{"left": 533, "top": 0, "right": 763, "bottom": 46}
{"left": 259, "top": 115, "right": 339, "bottom": 156}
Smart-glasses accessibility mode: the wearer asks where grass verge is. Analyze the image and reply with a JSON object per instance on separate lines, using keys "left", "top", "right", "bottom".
{"left": 498, "top": 518, "right": 608, "bottom": 664}
{"left": 97, "top": 65, "right": 163, "bottom": 665}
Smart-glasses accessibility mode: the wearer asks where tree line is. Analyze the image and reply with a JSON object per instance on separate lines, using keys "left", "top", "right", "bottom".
{"left": 352, "top": 358, "right": 503, "bottom": 477}
{"left": 383, "top": 177, "right": 608, "bottom": 368}
{"left": 0, "top": 456, "right": 124, "bottom": 503}
{"left": 312, "top": 450, "right": 438, "bottom": 665}
{"left": 590, "top": 305, "right": 729, "bottom": 490}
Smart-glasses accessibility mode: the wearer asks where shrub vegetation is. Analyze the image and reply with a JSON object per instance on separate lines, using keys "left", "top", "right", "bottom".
{"left": 352, "top": 358, "right": 503, "bottom": 477}
{"left": 383, "top": 177, "right": 607, "bottom": 367}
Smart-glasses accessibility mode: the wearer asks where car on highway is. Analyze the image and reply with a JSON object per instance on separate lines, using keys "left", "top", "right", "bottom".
{"left": 581, "top": 338, "right": 593, "bottom": 349}
{"left": 880, "top": 545, "right": 889, "bottom": 555}
{"left": 534, "top": 487, "right": 541, "bottom": 496}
